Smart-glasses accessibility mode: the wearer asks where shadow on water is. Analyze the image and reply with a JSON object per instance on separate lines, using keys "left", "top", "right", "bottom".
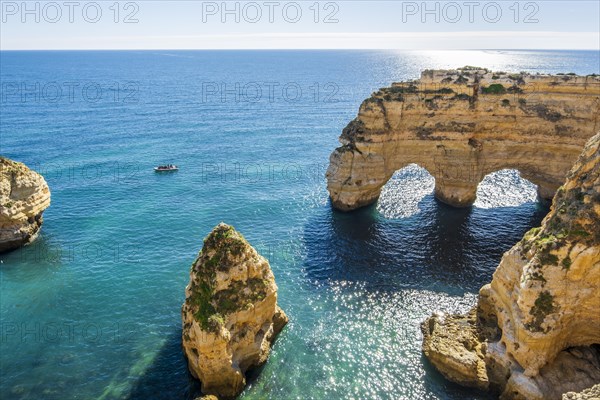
{"left": 124, "top": 330, "right": 268, "bottom": 400}
{"left": 125, "top": 330, "right": 201, "bottom": 400}
{"left": 0, "top": 232, "right": 65, "bottom": 271}
{"left": 302, "top": 194, "right": 549, "bottom": 295}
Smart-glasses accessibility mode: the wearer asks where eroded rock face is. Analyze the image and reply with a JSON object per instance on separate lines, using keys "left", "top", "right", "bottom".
{"left": 422, "top": 132, "right": 600, "bottom": 399}
{"left": 487, "top": 131, "right": 600, "bottom": 377}
{"left": 327, "top": 67, "right": 600, "bottom": 210}
{"left": 182, "top": 223, "right": 288, "bottom": 399}
{"left": 0, "top": 157, "right": 51, "bottom": 253}
{"left": 563, "top": 384, "right": 600, "bottom": 400}
{"left": 420, "top": 308, "right": 498, "bottom": 390}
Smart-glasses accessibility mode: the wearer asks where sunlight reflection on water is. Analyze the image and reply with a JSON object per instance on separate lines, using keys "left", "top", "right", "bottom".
{"left": 377, "top": 165, "right": 538, "bottom": 218}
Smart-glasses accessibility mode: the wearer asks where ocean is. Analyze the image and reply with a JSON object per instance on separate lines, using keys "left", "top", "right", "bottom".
{"left": 1, "top": 49, "right": 599, "bottom": 400}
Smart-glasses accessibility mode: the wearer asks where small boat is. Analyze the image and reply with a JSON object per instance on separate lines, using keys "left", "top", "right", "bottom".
{"left": 154, "top": 164, "right": 179, "bottom": 172}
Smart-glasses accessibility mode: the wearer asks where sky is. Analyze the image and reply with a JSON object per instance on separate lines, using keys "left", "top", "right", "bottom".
{"left": 1, "top": 0, "right": 599, "bottom": 50}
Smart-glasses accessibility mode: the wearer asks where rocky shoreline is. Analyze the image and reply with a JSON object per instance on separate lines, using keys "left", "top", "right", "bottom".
{"left": 421, "top": 132, "right": 600, "bottom": 399}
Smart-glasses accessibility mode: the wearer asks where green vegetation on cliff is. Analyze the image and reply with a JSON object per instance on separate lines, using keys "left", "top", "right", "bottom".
{"left": 526, "top": 291, "right": 556, "bottom": 333}
{"left": 481, "top": 84, "right": 506, "bottom": 94}
{"left": 186, "top": 224, "right": 270, "bottom": 332}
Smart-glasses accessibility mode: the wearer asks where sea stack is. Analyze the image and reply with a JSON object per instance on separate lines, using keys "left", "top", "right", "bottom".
{"left": 182, "top": 223, "right": 288, "bottom": 399}
{"left": 326, "top": 68, "right": 600, "bottom": 210}
{"left": 421, "top": 132, "right": 600, "bottom": 399}
{"left": 0, "top": 157, "right": 51, "bottom": 253}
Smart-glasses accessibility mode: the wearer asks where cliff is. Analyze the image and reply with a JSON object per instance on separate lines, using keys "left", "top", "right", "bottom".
{"left": 422, "top": 132, "right": 600, "bottom": 399}
{"left": 0, "top": 157, "right": 51, "bottom": 253}
{"left": 182, "top": 223, "right": 288, "bottom": 399}
{"left": 326, "top": 67, "right": 600, "bottom": 210}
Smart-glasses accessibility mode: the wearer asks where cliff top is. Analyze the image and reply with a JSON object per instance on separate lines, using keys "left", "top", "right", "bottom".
{"left": 0, "top": 157, "right": 50, "bottom": 217}
{"left": 185, "top": 223, "right": 273, "bottom": 333}
{"left": 369, "top": 67, "right": 600, "bottom": 103}
{"left": 1, "top": 157, "right": 42, "bottom": 197}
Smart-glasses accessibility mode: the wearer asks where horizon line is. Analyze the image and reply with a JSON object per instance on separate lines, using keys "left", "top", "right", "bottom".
{"left": 3, "top": 31, "right": 598, "bottom": 51}
{"left": 2, "top": 48, "right": 600, "bottom": 51}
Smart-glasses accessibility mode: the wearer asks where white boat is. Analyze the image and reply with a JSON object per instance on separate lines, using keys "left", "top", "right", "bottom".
{"left": 154, "top": 164, "right": 179, "bottom": 172}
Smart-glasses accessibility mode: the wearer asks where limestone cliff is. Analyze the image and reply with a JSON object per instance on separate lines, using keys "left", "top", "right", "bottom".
{"left": 327, "top": 67, "right": 600, "bottom": 210}
{"left": 0, "top": 157, "right": 51, "bottom": 253}
{"left": 422, "top": 132, "right": 600, "bottom": 399}
{"left": 182, "top": 223, "right": 288, "bottom": 399}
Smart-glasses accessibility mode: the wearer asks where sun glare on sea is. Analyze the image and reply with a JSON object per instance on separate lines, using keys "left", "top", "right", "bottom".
{"left": 402, "top": 50, "right": 522, "bottom": 71}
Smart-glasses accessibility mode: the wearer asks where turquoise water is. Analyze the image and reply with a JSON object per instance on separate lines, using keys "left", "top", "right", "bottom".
{"left": 1, "top": 50, "right": 599, "bottom": 400}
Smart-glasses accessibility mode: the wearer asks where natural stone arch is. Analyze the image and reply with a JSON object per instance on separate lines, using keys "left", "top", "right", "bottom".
{"left": 326, "top": 68, "right": 600, "bottom": 211}
{"left": 327, "top": 133, "right": 580, "bottom": 210}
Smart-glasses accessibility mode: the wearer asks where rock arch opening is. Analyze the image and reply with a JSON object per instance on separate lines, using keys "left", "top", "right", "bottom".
{"left": 376, "top": 164, "right": 435, "bottom": 218}
{"left": 375, "top": 166, "right": 542, "bottom": 217}
{"left": 474, "top": 169, "right": 538, "bottom": 209}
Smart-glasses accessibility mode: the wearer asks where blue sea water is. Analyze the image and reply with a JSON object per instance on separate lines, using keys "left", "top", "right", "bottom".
{"left": 1, "top": 50, "right": 599, "bottom": 400}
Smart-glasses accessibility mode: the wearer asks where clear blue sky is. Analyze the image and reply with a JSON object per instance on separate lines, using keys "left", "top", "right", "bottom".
{"left": 1, "top": 1, "right": 599, "bottom": 49}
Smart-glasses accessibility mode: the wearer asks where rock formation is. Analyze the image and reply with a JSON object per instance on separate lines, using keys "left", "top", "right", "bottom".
{"left": 0, "top": 157, "right": 51, "bottom": 253}
{"left": 422, "top": 132, "right": 600, "bottom": 399}
{"left": 326, "top": 67, "right": 600, "bottom": 210}
{"left": 563, "top": 384, "right": 600, "bottom": 400}
{"left": 182, "top": 223, "right": 288, "bottom": 399}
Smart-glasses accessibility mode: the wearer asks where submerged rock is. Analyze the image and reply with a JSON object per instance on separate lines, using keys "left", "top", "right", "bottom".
{"left": 0, "top": 157, "right": 51, "bottom": 253}
{"left": 182, "top": 223, "right": 288, "bottom": 399}
{"left": 422, "top": 132, "right": 600, "bottom": 399}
